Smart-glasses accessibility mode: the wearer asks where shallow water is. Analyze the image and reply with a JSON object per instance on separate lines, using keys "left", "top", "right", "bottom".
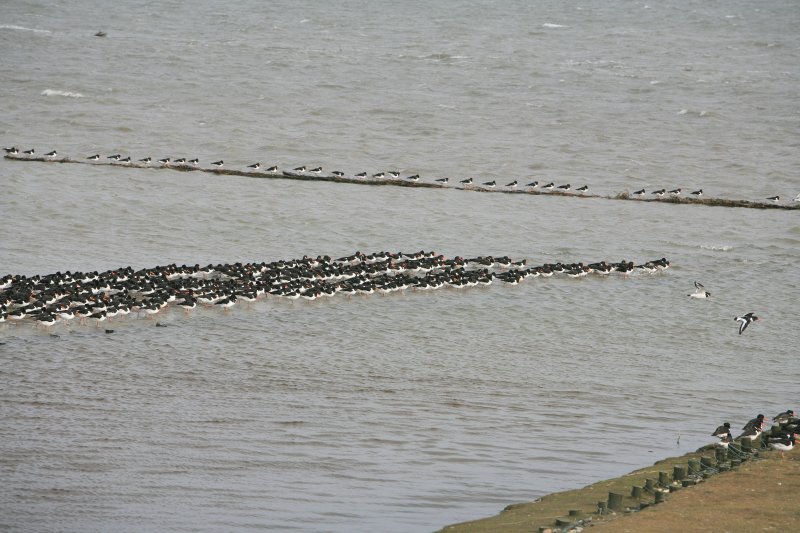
{"left": 1, "top": 1, "right": 799, "bottom": 531}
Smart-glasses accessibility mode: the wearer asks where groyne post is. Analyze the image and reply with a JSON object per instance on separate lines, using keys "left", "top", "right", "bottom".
{"left": 607, "top": 492, "right": 625, "bottom": 511}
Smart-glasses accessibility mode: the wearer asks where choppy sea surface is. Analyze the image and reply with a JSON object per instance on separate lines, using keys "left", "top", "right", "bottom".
{"left": 1, "top": 1, "right": 798, "bottom": 531}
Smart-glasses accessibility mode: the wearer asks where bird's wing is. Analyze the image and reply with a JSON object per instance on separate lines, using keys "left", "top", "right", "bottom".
{"left": 737, "top": 318, "right": 749, "bottom": 335}
{"left": 694, "top": 281, "right": 704, "bottom": 290}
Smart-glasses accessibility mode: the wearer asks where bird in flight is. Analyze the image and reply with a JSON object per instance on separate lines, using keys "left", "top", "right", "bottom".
{"left": 735, "top": 312, "right": 759, "bottom": 335}
{"left": 688, "top": 281, "right": 710, "bottom": 299}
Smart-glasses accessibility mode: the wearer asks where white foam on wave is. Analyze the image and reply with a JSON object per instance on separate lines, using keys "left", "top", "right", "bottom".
{"left": 700, "top": 244, "right": 734, "bottom": 252}
{"left": 41, "top": 89, "right": 85, "bottom": 98}
{"left": 0, "top": 24, "right": 51, "bottom": 34}
{"left": 542, "top": 23, "right": 567, "bottom": 28}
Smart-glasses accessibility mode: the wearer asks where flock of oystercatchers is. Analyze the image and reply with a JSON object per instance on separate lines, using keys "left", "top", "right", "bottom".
{"left": 0, "top": 251, "right": 670, "bottom": 330}
{"left": 712, "top": 410, "right": 797, "bottom": 453}
{"left": 2, "top": 149, "right": 791, "bottom": 461}
{"left": 5, "top": 147, "right": 799, "bottom": 204}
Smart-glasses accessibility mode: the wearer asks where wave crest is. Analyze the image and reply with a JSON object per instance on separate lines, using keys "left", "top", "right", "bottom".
{"left": 0, "top": 24, "right": 51, "bottom": 33}
{"left": 41, "top": 89, "right": 85, "bottom": 98}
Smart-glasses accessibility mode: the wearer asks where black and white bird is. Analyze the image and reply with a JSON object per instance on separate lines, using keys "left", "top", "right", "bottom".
{"left": 738, "top": 425, "right": 762, "bottom": 442}
{"left": 45, "top": 150, "right": 57, "bottom": 158}
{"left": 355, "top": 171, "right": 367, "bottom": 178}
{"left": 23, "top": 148, "right": 35, "bottom": 155}
{"left": 310, "top": 167, "right": 323, "bottom": 173}
{"left": 735, "top": 312, "right": 759, "bottom": 335}
{"left": 247, "top": 163, "right": 261, "bottom": 170}
{"left": 332, "top": 171, "right": 345, "bottom": 177}
{"left": 773, "top": 410, "right": 795, "bottom": 424}
{"left": 742, "top": 414, "right": 765, "bottom": 433}
{"left": 372, "top": 172, "right": 385, "bottom": 178}
{"left": 542, "top": 182, "right": 555, "bottom": 190}
{"left": 460, "top": 177, "right": 473, "bottom": 185}
{"left": 87, "top": 154, "right": 100, "bottom": 161}
{"left": 188, "top": 158, "right": 199, "bottom": 165}
{"left": 505, "top": 180, "right": 518, "bottom": 187}
{"left": 557, "top": 183, "right": 571, "bottom": 191}
{"left": 138, "top": 157, "right": 151, "bottom": 164}
{"left": 405, "top": 174, "right": 420, "bottom": 181}
{"left": 293, "top": 166, "right": 306, "bottom": 172}
{"left": 388, "top": 171, "right": 400, "bottom": 178}
{"left": 711, "top": 422, "right": 732, "bottom": 447}
{"left": 691, "top": 189, "right": 703, "bottom": 196}
{"left": 768, "top": 433, "right": 796, "bottom": 454}
{"left": 266, "top": 166, "right": 278, "bottom": 172}
{"left": 766, "top": 195, "right": 780, "bottom": 202}
{"left": 576, "top": 185, "right": 589, "bottom": 193}
{"left": 652, "top": 189, "right": 666, "bottom": 196}
{"left": 688, "top": 281, "right": 710, "bottom": 299}
{"left": 435, "top": 177, "right": 448, "bottom": 184}
{"left": 211, "top": 160, "right": 224, "bottom": 167}
{"left": 4, "top": 147, "right": 19, "bottom": 154}
{"left": 633, "top": 188, "right": 646, "bottom": 195}
{"left": 157, "top": 157, "right": 170, "bottom": 165}
{"left": 107, "top": 154, "right": 120, "bottom": 161}
{"left": 526, "top": 181, "right": 539, "bottom": 188}
{"left": 669, "top": 188, "right": 682, "bottom": 195}
{"left": 482, "top": 180, "right": 496, "bottom": 188}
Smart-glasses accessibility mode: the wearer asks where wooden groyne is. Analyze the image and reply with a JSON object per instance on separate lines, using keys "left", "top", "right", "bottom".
{"left": 5, "top": 154, "right": 799, "bottom": 211}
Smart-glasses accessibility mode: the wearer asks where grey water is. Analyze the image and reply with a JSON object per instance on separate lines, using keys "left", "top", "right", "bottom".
{"left": 1, "top": 1, "right": 798, "bottom": 531}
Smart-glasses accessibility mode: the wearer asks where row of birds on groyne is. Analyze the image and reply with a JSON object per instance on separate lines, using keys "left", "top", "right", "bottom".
{"left": 0, "top": 251, "right": 670, "bottom": 329}
{"left": 712, "top": 410, "right": 797, "bottom": 453}
{"left": 6, "top": 147, "right": 799, "bottom": 205}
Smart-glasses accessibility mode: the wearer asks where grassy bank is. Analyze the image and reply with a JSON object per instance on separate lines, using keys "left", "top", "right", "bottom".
{"left": 438, "top": 446, "right": 797, "bottom": 533}
{"left": 590, "top": 450, "right": 799, "bottom": 532}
